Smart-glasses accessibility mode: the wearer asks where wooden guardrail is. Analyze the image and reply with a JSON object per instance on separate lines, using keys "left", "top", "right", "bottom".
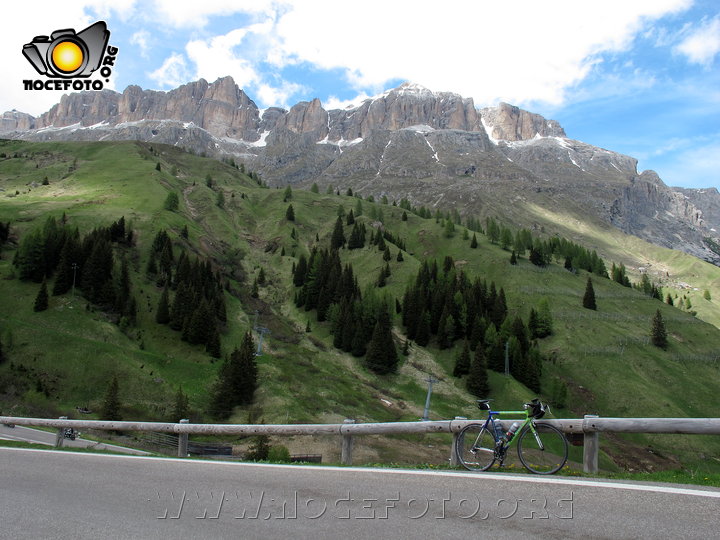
{"left": 2, "top": 415, "right": 719, "bottom": 474}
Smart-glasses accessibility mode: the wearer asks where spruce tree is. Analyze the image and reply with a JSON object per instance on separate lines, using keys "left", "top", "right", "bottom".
{"left": 330, "top": 217, "right": 345, "bottom": 250}
{"left": 172, "top": 386, "right": 189, "bottom": 421}
{"left": 365, "top": 309, "right": 399, "bottom": 374}
{"left": 453, "top": 340, "right": 471, "bottom": 377}
{"left": 510, "top": 250, "right": 517, "bottom": 265}
{"left": 285, "top": 204, "right": 295, "bottom": 221}
{"left": 257, "top": 267, "right": 266, "bottom": 286}
{"left": 206, "top": 325, "right": 222, "bottom": 358}
{"left": 583, "top": 277, "right": 597, "bottom": 310}
{"left": 155, "top": 286, "right": 170, "bottom": 324}
{"left": 415, "top": 311, "right": 431, "bottom": 347}
{"left": 101, "top": 376, "right": 122, "bottom": 421}
{"left": 651, "top": 309, "right": 668, "bottom": 349}
{"left": 163, "top": 192, "right": 179, "bottom": 211}
{"left": 396, "top": 250, "right": 404, "bottom": 262}
{"left": 33, "top": 279, "right": 49, "bottom": 312}
{"left": 209, "top": 331, "right": 258, "bottom": 419}
{"left": 470, "top": 233, "right": 478, "bottom": 249}
{"left": 383, "top": 246, "right": 391, "bottom": 261}
{"left": 466, "top": 346, "right": 490, "bottom": 398}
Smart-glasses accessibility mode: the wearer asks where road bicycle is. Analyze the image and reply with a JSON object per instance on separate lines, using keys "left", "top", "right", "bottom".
{"left": 455, "top": 398, "right": 568, "bottom": 474}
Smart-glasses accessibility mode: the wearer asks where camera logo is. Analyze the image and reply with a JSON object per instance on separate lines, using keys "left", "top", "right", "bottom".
{"left": 22, "top": 21, "right": 119, "bottom": 91}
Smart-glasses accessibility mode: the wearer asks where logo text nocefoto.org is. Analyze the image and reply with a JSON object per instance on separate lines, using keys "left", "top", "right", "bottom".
{"left": 22, "top": 21, "right": 119, "bottom": 91}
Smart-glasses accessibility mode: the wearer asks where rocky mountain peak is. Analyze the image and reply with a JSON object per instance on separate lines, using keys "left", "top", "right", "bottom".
{"left": 481, "top": 102, "right": 566, "bottom": 142}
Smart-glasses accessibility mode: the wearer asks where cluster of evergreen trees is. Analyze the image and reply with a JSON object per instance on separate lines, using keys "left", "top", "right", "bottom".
{"left": 402, "top": 256, "right": 546, "bottom": 393}
{"left": 149, "top": 230, "right": 226, "bottom": 358}
{"left": 208, "top": 331, "right": 258, "bottom": 419}
{"left": 14, "top": 215, "right": 137, "bottom": 320}
{"left": 292, "top": 246, "right": 398, "bottom": 374}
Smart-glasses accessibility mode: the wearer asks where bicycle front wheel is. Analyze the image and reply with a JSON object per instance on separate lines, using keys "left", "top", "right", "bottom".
{"left": 517, "top": 423, "right": 568, "bottom": 474}
{"left": 456, "top": 424, "right": 496, "bottom": 471}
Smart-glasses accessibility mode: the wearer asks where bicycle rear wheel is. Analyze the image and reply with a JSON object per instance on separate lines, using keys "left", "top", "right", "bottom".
{"left": 456, "top": 424, "right": 496, "bottom": 471}
{"left": 516, "top": 423, "right": 568, "bottom": 474}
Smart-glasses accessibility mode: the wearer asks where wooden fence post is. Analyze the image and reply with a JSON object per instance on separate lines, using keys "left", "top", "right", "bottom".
{"left": 583, "top": 414, "right": 599, "bottom": 474}
{"left": 177, "top": 419, "right": 189, "bottom": 457}
{"left": 55, "top": 416, "right": 67, "bottom": 447}
{"left": 341, "top": 419, "right": 355, "bottom": 465}
{"left": 450, "top": 417, "right": 466, "bottom": 466}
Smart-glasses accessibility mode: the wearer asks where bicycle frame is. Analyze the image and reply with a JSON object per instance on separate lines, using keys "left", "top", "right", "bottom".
{"left": 481, "top": 409, "right": 534, "bottom": 449}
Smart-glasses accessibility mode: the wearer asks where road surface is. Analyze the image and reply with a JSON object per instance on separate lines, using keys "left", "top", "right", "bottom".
{"left": 0, "top": 424, "right": 150, "bottom": 455}
{"left": 1, "top": 447, "right": 718, "bottom": 539}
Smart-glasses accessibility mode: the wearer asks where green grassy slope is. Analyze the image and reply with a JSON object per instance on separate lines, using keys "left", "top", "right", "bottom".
{"left": 1, "top": 139, "right": 719, "bottom": 472}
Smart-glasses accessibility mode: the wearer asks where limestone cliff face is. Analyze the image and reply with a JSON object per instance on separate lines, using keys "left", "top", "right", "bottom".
{"left": 1, "top": 79, "right": 559, "bottom": 144}
{"left": 328, "top": 83, "right": 483, "bottom": 141}
{"left": 0, "top": 110, "right": 35, "bottom": 132}
{"left": 481, "top": 102, "right": 566, "bottom": 141}
{"left": 31, "top": 77, "right": 262, "bottom": 140}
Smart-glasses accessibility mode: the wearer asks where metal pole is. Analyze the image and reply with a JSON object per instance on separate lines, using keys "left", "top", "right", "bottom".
{"left": 504, "top": 341, "right": 510, "bottom": 376}
{"left": 177, "top": 419, "right": 189, "bottom": 457}
{"left": 421, "top": 376, "right": 438, "bottom": 421}
{"left": 71, "top": 263, "right": 79, "bottom": 298}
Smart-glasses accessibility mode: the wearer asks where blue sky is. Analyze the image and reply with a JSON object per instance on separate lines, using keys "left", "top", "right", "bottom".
{"left": 2, "top": 0, "right": 719, "bottom": 189}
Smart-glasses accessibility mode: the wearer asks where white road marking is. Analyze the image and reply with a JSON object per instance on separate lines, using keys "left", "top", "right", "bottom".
{"left": 3, "top": 447, "right": 719, "bottom": 499}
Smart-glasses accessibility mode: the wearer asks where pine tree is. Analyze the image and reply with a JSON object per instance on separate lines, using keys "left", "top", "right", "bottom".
{"left": 310, "top": 182, "right": 319, "bottom": 193}
{"left": 651, "top": 309, "right": 668, "bottom": 349}
{"left": 346, "top": 209, "right": 355, "bottom": 225}
{"left": 383, "top": 246, "right": 391, "bottom": 261}
{"left": 365, "top": 309, "right": 399, "bottom": 374}
{"left": 251, "top": 278, "right": 259, "bottom": 298}
{"left": 163, "top": 192, "right": 179, "bottom": 211}
{"left": 466, "top": 346, "right": 490, "bottom": 398}
{"left": 209, "top": 331, "right": 258, "bottom": 419}
{"left": 470, "top": 233, "right": 478, "bottom": 249}
{"left": 510, "top": 250, "right": 517, "bottom": 265}
{"left": 583, "top": 277, "right": 597, "bottom": 310}
{"left": 401, "top": 211, "right": 408, "bottom": 221}
{"left": 415, "top": 311, "right": 431, "bottom": 347}
{"left": 330, "top": 217, "right": 345, "bottom": 250}
{"left": 257, "top": 267, "right": 266, "bottom": 286}
{"left": 396, "top": 250, "right": 404, "bottom": 262}
{"left": 283, "top": 185, "right": 292, "bottom": 201}
{"left": 101, "top": 376, "right": 122, "bottom": 421}
{"left": 666, "top": 293, "right": 674, "bottom": 306}
{"left": 156, "top": 286, "right": 170, "bottom": 324}
{"left": 453, "top": 340, "right": 471, "bottom": 377}
{"left": 285, "top": 204, "right": 295, "bottom": 221}
{"left": 33, "top": 279, "right": 49, "bottom": 312}
{"left": 206, "top": 325, "right": 222, "bottom": 358}
{"left": 172, "top": 386, "right": 189, "bottom": 421}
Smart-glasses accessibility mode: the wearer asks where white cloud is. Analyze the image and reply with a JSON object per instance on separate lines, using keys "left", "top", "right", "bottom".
{"left": 255, "top": 81, "right": 305, "bottom": 109}
{"left": 185, "top": 28, "right": 260, "bottom": 87}
{"left": 130, "top": 30, "right": 151, "bottom": 59}
{"left": 675, "top": 16, "right": 720, "bottom": 66}
{"left": 323, "top": 93, "right": 373, "bottom": 111}
{"left": 150, "top": 0, "right": 277, "bottom": 28}
{"left": 148, "top": 53, "right": 190, "bottom": 88}
{"left": 268, "top": 0, "right": 691, "bottom": 107}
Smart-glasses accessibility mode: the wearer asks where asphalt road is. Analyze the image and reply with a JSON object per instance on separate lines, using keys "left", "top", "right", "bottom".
{"left": 1, "top": 447, "right": 718, "bottom": 539}
{"left": 0, "top": 424, "right": 150, "bottom": 455}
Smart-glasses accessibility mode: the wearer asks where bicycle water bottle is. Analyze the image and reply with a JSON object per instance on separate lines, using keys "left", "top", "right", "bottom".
{"left": 505, "top": 422, "right": 520, "bottom": 441}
